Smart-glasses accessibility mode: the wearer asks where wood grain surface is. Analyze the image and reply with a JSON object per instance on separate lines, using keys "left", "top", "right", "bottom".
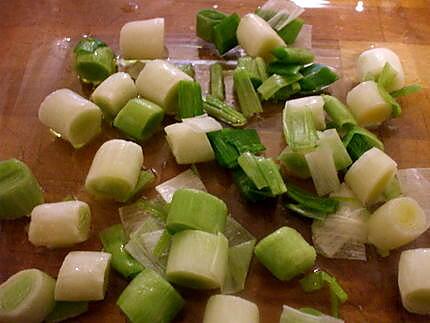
{"left": 1, "top": 0, "right": 430, "bottom": 322}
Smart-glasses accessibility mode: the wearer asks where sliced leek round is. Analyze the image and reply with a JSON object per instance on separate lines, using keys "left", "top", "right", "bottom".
{"left": 203, "top": 295, "right": 260, "bottom": 323}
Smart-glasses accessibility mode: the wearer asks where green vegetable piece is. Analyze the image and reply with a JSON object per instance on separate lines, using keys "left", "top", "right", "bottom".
{"left": 210, "top": 63, "right": 225, "bottom": 100}
{"left": 255, "top": 57, "right": 269, "bottom": 82}
{"left": 318, "top": 129, "right": 353, "bottom": 171}
{"left": 177, "top": 80, "right": 204, "bottom": 119}
{"left": 258, "top": 73, "right": 303, "bottom": 101}
{"left": 0, "top": 159, "right": 44, "bottom": 220}
{"left": 272, "top": 47, "right": 315, "bottom": 65}
{"left": 125, "top": 169, "right": 156, "bottom": 202}
{"left": 322, "top": 95, "right": 357, "bottom": 130}
{"left": 45, "top": 301, "right": 88, "bottom": 323}
{"left": 213, "top": 13, "right": 240, "bottom": 54}
{"left": 299, "top": 307, "right": 323, "bottom": 316}
{"left": 383, "top": 175, "right": 402, "bottom": 200}
{"left": 267, "top": 62, "right": 303, "bottom": 76}
{"left": 203, "top": 95, "right": 247, "bottom": 127}
{"left": 278, "top": 146, "right": 312, "bottom": 179}
{"left": 342, "top": 126, "right": 384, "bottom": 161}
{"left": 237, "top": 57, "right": 262, "bottom": 88}
{"left": 299, "top": 64, "right": 339, "bottom": 92}
{"left": 196, "top": 9, "right": 227, "bottom": 42}
{"left": 254, "top": 226, "right": 316, "bottom": 281}
{"left": 278, "top": 18, "right": 305, "bottom": 44}
{"left": 178, "top": 64, "right": 196, "bottom": 79}
{"left": 390, "top": 84, "right": 422, "bottom": 98}
{"left": 283, "top": 105, "right": 318, "bottom": 152}
{"left": 233, "top": 68, "right": 263, "bottom": 118}
{"left": 377, "top": 62, "right": 397, "bottom": 91}
{"left": 233, "top": 168, "right": 273, "bottom": 202}
{"left": 117, "top": 269, "right": 184, "bottom": 323}
{"left": 272, "top": 82, "right": 302, "bottom": 102}
{"left": 113, "top": 98, "right": 164, "bottom": 141}
{"left": 378, "top": 82, "right": 402, "bottom": 118}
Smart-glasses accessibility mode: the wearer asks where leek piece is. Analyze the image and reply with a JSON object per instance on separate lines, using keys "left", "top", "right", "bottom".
{"left": 182, "top": 114, "right": 222, "bottom": 133}
{"left": 344, "top": 147, "right": 397, "bottom": 206}
{"left": 305, "top": 147, "right": 340, "bottom": 196}
{"left": 255, "top": 57, "right": 269, "bottom": 82}
{"left": 177, "top": 80, "right": 204, "bottom": 119}
{"left": 383, "top": 175, "right": 402, "bottom": 200}
{"left": 233, "top": 68, "right": 263, "bottom": 118}
{"left": 278, "top": 18, "right": 305, "bottom": 44}
{"left": 196, "top": 9, "right": 227, "bottom": 42}
{"left": 300, "top": 308, "right": 323, "bottom": 316}
{"left": 280, "top": 305, "right": 345, "bottom": 323}
{"left": 237, "top": 57, "right": 262, "bottom": 88}
{"left": 136, "top": 60, "right": 193, "bottom": 114}
{"left": 342, "top": 126, "right": 384, "bottom": 161}
{"left": 368, "top": 197, "right": 427, "bottom": 255}
{"left": 28, "top": 201, "right": 91, "bottom": 248}
{"left": 178, "top": 63, "right": 195, "bottom": 79}
{"left": 345, "top": 80, "right": 391, "bottom": 127}
{"left": 282, "top": 104, "right": 318, "bottom": 152}
{"left": 256, "top": 0, "right": 305, "bottom": 30}
{"left": 203, "top": 95, "right": 247, "bottom": 127}
{"left": 113, "top": 98, "right": 164, "bottom": 141}
{"left": 0, "top": 159, "right": 44, "bottom": 219}
{"left": 377, "top": 62, "right": 397, "bottom": 91}
{"left": 203, "top": 295, "right": 260, "bottom": 323}
{"left": 377, "top": 83, "right": 402, "bottom": 118}
{"left": 210, "top": 63, "right": 225, "bottom": 100}
{"left": 278, "top": 146, "right": 312, "bottom": 179}
{"left": 300, "top": 271, "right": 348, "bottom": 318}
{"left": 126, "top": 169, "right": 156, "bottom": 202}
{"left": 272, "top": 82, "right": 301, "bottom": 101}
{"left": 397, "top": 168, "right": 430, "bottom": 211}
{"left": 85, "top": 139, "right": 144, "bottom": 202}
{"left": 272, "top": 46, "right": 315, "bottom": 65}
{"left": 91, "top": 72, "right": 137, "bottom": 120}
{"left": 233, "top": 168, "right": 273, "bottom": 202}
{"left": 322, "top": 95, "right": 357, "bottom": 131}
{"left": 286, "top": 95, "right": 326, "bottom": 130}
{"left": 0, "top": 269, "right": 55, "bottom": 323}
{"left": 73, "top": 37, "right": 115, "bottom": 84}
{"left": 166, "top": 188, "right": 227, "bottom": 234}
{"left": 318, "top": 129, "right": 352, "bottom": 170}
{"left": 155, "top": 169, "right": 206, "bottom": 203}
{"left": 100, "top": 224, "right": 143, "bottom": 279}
{"left": 236, "top": 13, "right": 285, "bottom": 59}
{"left": 39, "top": 89, "right": 102, "bottom": 148}
{"left": 117, "top": 269, "right": 184, "bottom": 323}
{"left": 254, "top": 226, "right": 316, "bottom": 281}
{"left": 164, "top": 123, "right": 215, "bottom": 164}
{"left": 267, "top": 63, "right": 303, "bottom": 76}
{"left": 166, "top": 230, "right": 229, "bottom": 289}
{"left": 299, "top": 64, "right": 339, "bottom": 92}
{"left": 55, "top": 251, "right": 111, "bottom": 301}
{"left": 391, "top": 84, "right": 422, "bottom": 98}
{"left": 45, "top": 301, "right": 88, "bottom": 323}
{"left": 213, "top": 13, "right": 240, "bottom": 54}
{"left": 120, "top": 18, "right": 165, "bottom": 59}
{"left": 398, "top": 248, "right": 430, "bottom": 314}
{"left": 238, "top": 152, "right": 267, "bottom": 189}
{"left": 257, "top": 74, "right": 303, "bottom": 101}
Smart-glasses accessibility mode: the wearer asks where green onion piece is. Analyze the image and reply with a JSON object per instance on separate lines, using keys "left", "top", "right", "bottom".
{"left": 117, "top": 269, "right": 184, "bottom": 323}
{"left": 258, "top": 74, "right": 303, "bottom": 101}
{"left": 166, "top": 188, "right": 228, "bottom": 234}
{"left": 0, "top": 159, "right": 44, "bottom": 220}
{"left": 203, "top": 295, "right": 259, "bottom": 323}
{"left": 177, "top": 80, "right": 204, "bottom": 119}
{"left": 125, "top": 169, "right": 156, "bottom": 202}
{"left": 318, "top": 129, "right": 353, "bottom": 170}
{"left": 255, "top": 57, "right": 269, "bottom": 82}
{"left": 272, "top": 82, "right": 301, "bottom": 102}
{"left": 178, "top": 63, "right": 196, "bottom": 78}
{"left": 299, "top": 64, "right": 339, "bottom": 92}
{"left": 285, "top": 203, "right": 327, "bottom": 221}
{"left": 342, "top": 126, "right": 384, "bottom": 161}
{"left": 210, "top": 63, "right": 225, "bottom": 100}
{"left": 238, "top": 152, "right": 268, "bottom": 189}
{"left": 237, "top": 57, "right": 262, "bottom": 88}
{"left": 384, "top": 175, "right": 402, "bottom": 200}
{"left": 203, "top": 95, "right": 247, "bottom": 127}
{"left": 213, "top": 13, "right": 240, "bottom": 54}
{"left": 282, "top": 105, "right": 318, "bottom": 152}
{"left": 233, "top": 168, "right": 273, "bottom": 202}
{"left": 278, "top": 18, "right": 305, "bottom": 44}
{"left": 45, "top": 301, "right": 88, "bottom": 323}
{"left": 267, "top": 62, "right": 303, "bottom": 76}
{"left": 272, "top": 47, "right": 315, "bottom": 65}
{"left": 377, "top": 62, "right": 397, "bottom": 90}
{"left": 254, "top": 226, "right": 316, "bottom": 281}
{"left": 100, "top": 224, "right": 143, "bottom": 279}
{"left": 196, "top": 9, "right": 227, "bottom": 42}
{"left": 255, "top": 8, "right": 277, "bottom": 21}
{"left": 300, "top": 270, "right": 348, "bottom": 318}
{"left": 113, "top": 98, "right": 164, "bottom": 141}
{"left": 377, "top": 83, "right": 401, "bottom": 117}
{"left": 278, "top": 146, "right": 312, "bottom": 179}
{"left": 280, "top": 305, "right": 345, "bottom": 323}
{"left": 322, "top": 95, "right": 357, "bottom": 130}
{"left": 390, "top": 84, "right": 422, "bottom": 98}
{"left": 73, "top": 37, "right": 115, "bottom": 84}
{"left": 207, "top": 131, "right": 241, "bottom": 168}
{"left": 299, "top": 307, "right": 323, "bottom": 316}
{"left": 233, "top": 68, "right": 263, "bottom": 118}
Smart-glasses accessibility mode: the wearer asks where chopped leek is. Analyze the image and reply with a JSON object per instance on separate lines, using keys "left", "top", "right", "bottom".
{"left": 178, "top": 63, "right": 196, "bottom": 78}
{"left": 278, "top": 18, "right": 305, "bottom": 44}
{"left": 182, "top": 114, "right": 222, "bottom": 133}
{"left": 318, "top": 129, "right": 352, "bottom": 171}
{"left": 267, "top": 62, "right": 302, "bottom": 76}
{"left": 203, "top": 95, "right": 247, "bottom": 127}
{"left": 233, "top": 168, "right": 273, "bottom": 202}
{"left": 45, "top": 301, "right": 88, "bottom": 323}
{"left": 255, "top": 57, "right": 269, "bottom": 82}
{"left": 237, "top": 57, "right": 263, "bottom": 88}
{"left": 272, "top": 82, "right": 301, "bottom": 101}
{"left": 196, "top": 9, "right": 227, "bottom": 42}
{"left": 286, "top": 96, "right": 326, "bottom": 130}
{"left": 391, "top": 84, "right": 422, "bottom": 98}
{"left": 210, "top": 63, "right": 225, "bottom": 100}
{"left": 254, "top": 226, "right": 316, "bottom": 281}
{"left": 299, "top": 64, "right": 339, "bottom": 92}
{"left": 377, "top": 83, "right": 402, "bottom": 118}
{"left": 213, "top": 13, "right": 240, "bottom": 54}
{"left": 203, "top": 295, "right": 260, "bottom": 323}
{"left": 397, "top": 168, "right": 430, "bottom": 211}
{"left": 0, "top": 159, "right": 44, "bottom": 220}
{"left": 280, "top": 305, "right": 345, "bottom": 323}
{"left": 257, "top": 0, "right": 304, "bottom": 30}
{"left": 278, "top": 146, "right": 312, "bottom": 179}
{"left": 342, "top": 126, "right": 384, "bottom": 161}
{"left": 377, "top": 62, "right": 397, "bottom": 90}
{"left": 272, "top": 47, "right": 315, "bottom": 65}
{"left": 258, "top": 73, "right": 303, "bottom": 101}
{"left": 322, "top": 95, "right": 357, "bottom": 131}
{"left": 234, "top": 68, "right": 263, "bottom": 118}
{"left": 383, "top": 175, "right": 402, "bottom": 200}
{"left": 177, "top": 80, "right": 204, "bottom": 119}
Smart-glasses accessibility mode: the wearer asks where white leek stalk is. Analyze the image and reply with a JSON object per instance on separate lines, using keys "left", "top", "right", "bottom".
{"left": 85, "top": 139, "right": 143, "bottom": 202}
{"left": 90, "top": 72, "right": 137, "bottom": 119}
{"left": 236, "top": 13, "right": 285, "bottom": 60}
{"left": 55, "top": 251, "right": 111, "bottom": 301}
{"left": 398, "top": 168, "right": 430, "bottom": 212}
{"left": 285, "top": 96, "right": 326, "bottom": 130}
{"left": 136, "top": 60, "right": 192, "bottom": 114}
{"left": 346, "top": 80, "right": 391, "bottom": 127}
{"left": 398, "top": 248, "right": 430, "bottom": 314}
{"left": 119, "top": 18, "right": 165, "bottom": 59}
{"left": 280, "top": 305, "right": 344, "bottom": 323}
{"left": 164, "top": 123, "right": 215, "bottom": 164}
{"left": 0, "top": 269, "right": 56, "bottom": 323}
{"left": 368, "top": 197, "right": 427, "bottom": 255}
{"left": 182, "top": 114, "right": 223, "bottom": 133}
{"left": 28, "top": 201, "right": 91, "bottom": 248}
{"left": 38, "top": 89, "right": 102, "bottom": 148}
{"left": 357, "top": 47, "right": 405, "bottom": 91}
{"left": 203, "top": 295, "right": 260, "bottom": 323}
{"left": 318, "top": 129, "right": 352, "bottom": 171}
{"left": 345, "top": 147, "right": 397, "bottom": 206}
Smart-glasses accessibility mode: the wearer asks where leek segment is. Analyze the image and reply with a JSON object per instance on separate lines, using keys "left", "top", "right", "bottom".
{"left": 318, "top": 129, "right": 352, "bottom": 171}
{"left": 203, "top": 295, "right": 260, "bottom": 323}
{"left": 322, "top": 95, "right": 357, "bottom": 130}
{"left": 283, "top": 104, "right": 318, "bottom": 152}
{"left": 285, "top": 96, "right": 326, "bottom": 130}
{"left": 45, "top": 301, "right": 88, "bottom": 323}
{"left": 280, "top": 305, "right": 345, "bottom": 323}
{"left": 278, "top": 147, "right": 311, "bottom": 179}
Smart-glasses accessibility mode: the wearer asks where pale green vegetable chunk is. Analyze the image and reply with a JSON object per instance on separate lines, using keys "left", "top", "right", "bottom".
{"left": 285, "top": 96, "right": 326, "bottom": 130}
{"left": 55, "top": 251, "right": 111, "bottom": 301}
{"left": 28, "top": 201, "right": 91, "bottom": 248}
{"left": 203, "top": 295, "right": 260, "bottom": 323}
{"left": 0, "top": 269, "right": 56, "bottom": 323}
{"left": 280, "top": 305, "right": 344, "bottom": 323}
{"left": 38, "top": 89, "right": 102, "bottom": 148}
{"left": 318, "top": 129, "right": 352, "bottom": 171}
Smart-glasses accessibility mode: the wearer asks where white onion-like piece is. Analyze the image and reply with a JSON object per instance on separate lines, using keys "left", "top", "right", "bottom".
{"left": 203, "top": 295, "right": 259, "bottom": 323}
{"left": 182, "top": 115, "right": 223, "bottom": 133}
{"left": 285, "top": 96, "right": 326, "bottom": 130}
{"left": 280, "top": 305, "right": 344, "bottom": 323}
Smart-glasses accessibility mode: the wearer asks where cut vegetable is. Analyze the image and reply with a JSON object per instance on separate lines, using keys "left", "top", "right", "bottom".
{"left": 203, "top": 95, "right": 247, "bottom": 127}
{"left": 397, "top": 168, "right": 430, "bottom": 212}
{"left": 39, "top": 89, "right": 102, "bottom": 148}
{"left": 272, "top": 46, "right": 314, "bottom": 65}
{"left": 55, "top": 251, "right": 111, "bottom": 301}
{"left": 277, "top": 18, "right": 305, "bottom": 44}
{"left": 318, "top": 129, "right": 352, "bottom": 170}
{"left": 299, "top": 64, "right": 338, "bottom": 92}
{"left": 0, "top": 269, "right": 55, "bottom": 323}
{"left": 272, "top": 82, "right": 301, "bottom": 101}
{"left": 213, "top": 13, "right": 240, "bottom": 54}
{"left": 45, "top": 301, "right": 88, "bottom": 323}
{"left": 210, "top": 63, "right": 225, "bottom": 100}
{"left": 85, "top": 139, "right": 143, "bottom": 202}
{"left": 237, "top": 57, "right": 262, "bottom": 88}
{"left": 177, "top": 80, "right": 204, "bottom": 119}
{"left": 28, "top": 200, "right": 91, "bottom": 248}
{"left": 258, "top": 73, "right": 303, "bottom": 101}
{"left": 391, "top": 84, "right": 422, "bottom": 98}
{"left": 286, "top": 96, "right": 326, "bottom": 130}
{"left": 120, "top": 18, "right": 165, "bottom": 59}
{"left": 196, "top": 9, "right": 227, "bottom": 42}
{"left": 117, "top": 269, "right": 184, "bottom": 323}
{"left": 278, "top": 146, "right": 312, "bottom": 179}
{"left": 257, "top": 0, "right": 304, "bottom": 30}
{"left": 283, "top": 104, "right": 318, "bottom": 152}
{"left": 0, "top": 159, "right": 44, "bottom": 220}
{"left": 182, "top": 114, "right": 222, "bottom": 133}
{"left": 178, "top": 63, "right": 196, "bottom": 79}
{"left": 233, "top": 168, "right": 273, "bottom": 202}
{"left": 254, "top": 226, "right": 316, "bottom": 281}
{"left": 342, "top": 126, "right": 384, "bottom": 161}
{"left": 234, "top": 67, "right": 263, "bottom": 118}
{"left": 166, "top": 230, "right": 229, "bottom": 289}
{"left": 377, "top": 82, "right": 402, "bottom": 118}
{"left": 267, "top": 62, "right": 302, "bottom": 76}
{"left": 203, "top": 295, "right": 260, "bottom": 323}
{"left": 280, "top": 305, "right": 344, "bottom": 323}
{"left": 322, "top": 95, "right": 357, "bottom": 131}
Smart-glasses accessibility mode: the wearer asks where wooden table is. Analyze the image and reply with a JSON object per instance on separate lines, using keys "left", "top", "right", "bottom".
{"left": 1, "top": 0, "right": 430, "bottom": 322}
